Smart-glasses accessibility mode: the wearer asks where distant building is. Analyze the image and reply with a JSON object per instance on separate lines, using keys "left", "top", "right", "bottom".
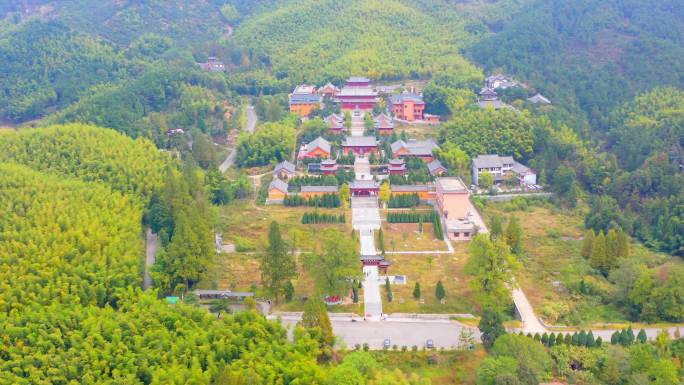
{"left": 527, "top": 93, "right": 552, "bottom": 105}
{"left": 361, "top": 254, "right": 391, "bottom": 274}
{"left": 289, "top": 84, "right": 322, "bottom": 117}
{"left": 299, "top": 185, "right": 339, "bottom": 198}
{"left": 298, "top": 137, "right": 331, "bottom": 159}
{"left": 471, "top": 154, "right": 536, "bottom": 186}
{"left": 387, "top": 158, "right": 407, "bottom": 175}
{"left": 390, "top": 184, "right": 434, "bottom": 201}
{"left": 274, "top": 160, "right": 296, "bottom": 180}
{"left": 320, "top": 159, "right": 339, "bottom": 175}
{"left": 485, "top": 74, "right": 519, "bottom": 90}
{"left": 318, "top": 82, "right": 340, "bottom": 98}
{"left": 350, "top": 179, "right": 380, "bottom": 197}
{"left": 391, "top": 139, "right": 439, "bottom": 161}
{"left": 424, "top": 114, "right": 441, "bottom": 124}
{"left": 427, "top": 159, "right": 447, "bottom": 176}
{"left": 325, "top": 113, "right": 345, "bottom": 133}
{"left": 337, "top": 77, "right": 378, "bottom": 111}
{"left": 390, "top": 93, "right": 426, "bottom": 121}
{"left": 477, "top": 87, "right": 511, "bottom": 110}
{"left": 435, "top": 177, "right": 475, "bottom": 241}
{"left": 198, "top": 57, "right": 226, "bottom": 72}
{"left": 267, "top": 178, "right": 289, "bottom": 204}
{"left": 374, "top": 113, "right": 394, "bottom": 134}
{"left": 342, "top": 136, "right": 378, "bottom": 156}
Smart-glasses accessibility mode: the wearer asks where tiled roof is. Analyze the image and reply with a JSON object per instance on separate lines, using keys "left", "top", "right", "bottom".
{"left": 436, "top": 177, "right": 467, "bottom": 193}
{"left": 391, "top": 139, "right": 439, "bottom": 156}
{"left": 343, "top": 136, "right": 377, "bottom": 147}
{"left": 269, "top": 178, "right": 289, "bottom": 192}
{"left": 347, "top": 76, "right": 370, "bottom": 83}
{"left": 427, "top": 159, "right": 446, "bottom": 174}
{"left": 307, "top": 137, "right": 331, "bottom": 154}
{"left": 527, "top": 93, "right": 551, "bottom": 104}
{"left": 391, "top": 185, "right": 430, "bottom": 192}
{"left": 472, "top": 154, "right": 504, "bottom": 169}
{"left": 290, "top": 93, "right": 321, "bottom": 104}
{"left": 350, "top": 179, "right": 379, "bottom": 189}
{"left": 390, "top": 93, "right": 425, "bottom": 105}
{"left": 274, "top": 160, "right": 296, "bottom": 175}
{"left": 301, "top": 185, "right": 339, "bottom": 193}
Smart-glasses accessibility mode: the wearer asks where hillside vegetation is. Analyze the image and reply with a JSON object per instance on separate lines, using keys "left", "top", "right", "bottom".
{"left": 230, "top": 0, "right": 484, "bottom": 86}
{"left": 0, "top": 20, "right": 125, "bottom": 121}
{"left": 0, "top": 124, "right": 168, "bottom": 198}
{"left": 469, "top": 0, "right": 684, "bottom": 127}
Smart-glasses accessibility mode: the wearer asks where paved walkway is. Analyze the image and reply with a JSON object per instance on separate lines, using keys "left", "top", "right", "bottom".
{"left": 220, "top": 105, "right": 257, "bottom": 172}
{"left": 352, "top": 197, "right": 381, "bottom": 230}
{"left": 350, "top": 109, "right": 365, "bottom": 136}
{"left": 363, "top": 265, "right": 383, "bottom": 319}
{"left": 143, "top": 229, "right": 158, "bottom": 290}
{"left": 271, "top": 314, "right": 480, "bottom": 349}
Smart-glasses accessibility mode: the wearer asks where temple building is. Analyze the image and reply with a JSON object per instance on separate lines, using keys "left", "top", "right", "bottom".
{"left": 266, "top": 178, "right": 289, "bottom": 204}
{"left": 299, "top": 185, "right": 339, "bottom": 198}
{"left": 374, "top": 113, "right": 394, "bottom": 134}
{"left": 435, "top": 177, "right": 475, "bottom": 241}
{"left": 350, "top": 179, "right": 380, "bottom": 197}
{"left": 387, "top": 158, "right": 407, "bottom": 175}
{"left": 337, "top": 77, "right": 378, "bottom": 111}
{"left": 298, "top": 137, "right": 331, "bottom": 159}
{"left": 273, "top": 160, "right": 296, "bottom": 180}
{"left": 289, "top": 84, "right": 322, "bottom": 117}
{"left": 391, "top": 139, "right": 439, "bottom": 162}
{"left": 325, "top": 113, "right": 345, "bottom": 133}
{"left": 318, "top": 82, "right": 340, "bottom": 98}
{"left": 390, "top": 93, "right": 426, "bottom": 121}
{"left": 342, "top": 136, "right": 378, "bottom": 156}
{"left": 320, "top": 159, "right": 339, "bottom": 175}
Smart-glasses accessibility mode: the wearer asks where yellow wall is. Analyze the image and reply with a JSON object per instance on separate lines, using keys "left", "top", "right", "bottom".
{"left": 290, "top": 103, "right": 318, "bottom": 117}
{"left": 268, "top": 189, "right": 287, "bottom": 201}
{"left": 437, "top": 192, "right": 469, "bottom": 219}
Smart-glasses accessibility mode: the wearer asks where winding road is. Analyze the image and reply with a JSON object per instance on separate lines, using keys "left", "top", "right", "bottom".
{"left": 219, "top": 105, "right": 257, "bottom": 172}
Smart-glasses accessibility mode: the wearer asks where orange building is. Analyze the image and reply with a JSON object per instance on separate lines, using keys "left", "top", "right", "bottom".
{"left": 435, "top": 177, "right": 475, "bottom": 241}
{"left": 298, "top": 137, "right": 331, "bottom": 160}
{"left": 267, "top": 178, "right": 289, "bottom": 204}
{"left": 390, "top": 93, "right": 426, "bottom": 121}
{"left": 390, "top": 185, "right": 435, "bottom": 201}
{"left": 298, "top": 185, "right": 339, "bottom": 198}
{"left": 289, "top": 84, "right": 321, "bottom": 117}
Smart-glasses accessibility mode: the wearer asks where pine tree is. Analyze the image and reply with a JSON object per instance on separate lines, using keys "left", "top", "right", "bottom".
{"left": 616, "top": 229, "right": 630, "bottom": 260}
{"left": 541, "top": 333, "right": 549, "bottom": 346}
{"left": 261, "top": 222, "right": 296, "bottom": 303}
{"left": 578, "top": 330, "right": 587, "bottom": 346}
{"left": 490, "top": 215, "right": 504, "bottom": 240}
{"left": 413, "top": 282, "right": 421, "bottom": 299}
{"left": 586, "top": 331, "right": 595, "bottom": 347}
{"left": 385, "top": 277, "right": 393, "bottom": 302}
{"left": 611, "top": 331, "right": 620, "bottom": 345}
{"left": 504, "top": 215, "right": 523, "bottom": 254}
{"left": 581, "top": 229, "right": 595, "bottom": 259}
{"left": 548, "top": 333, "right": 556, "bottom": 347}
{"left": 595, "top": 336, "right": 602, "bottom": 347}
{"left": 590, "top": 231, "right": 608, "bottom": 275}
{"left": 637, "top": 329, "right": 647, "bottom": 343}
{"left": 435, "top": 280, "right": 446, "bottom": 301}
{"left": 564, "top": 333, "right": 572, "bottom": 345}
{"left": 606, "top": 228, "right": 620, "bottom": 272}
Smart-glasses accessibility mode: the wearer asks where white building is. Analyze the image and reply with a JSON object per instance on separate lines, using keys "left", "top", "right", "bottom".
{"left": 472, "top": 154, "right": 536, "bottom": 186}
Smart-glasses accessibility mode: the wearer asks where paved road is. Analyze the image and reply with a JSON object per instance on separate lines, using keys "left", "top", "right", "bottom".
{"left": 219, "top": 105, "right": 257, "bottom": 172}
{"left": 511, "top": 287, "right": 547, "bottom": 333}
{"left": 143, "top": 229, "right": 158, "bottom": 290}
{"left": 272, "top": 315, "right": 480, "bottom": 349}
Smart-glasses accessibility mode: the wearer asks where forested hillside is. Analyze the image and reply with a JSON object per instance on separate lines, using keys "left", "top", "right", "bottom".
{"left": 0, "top": 124, "right": 168, "bottom": 198}
{"left": 230, "top": 0, "right": 484, "bottom": 87}
{"left": 44, "top": 68, "right": 231, "bottom": 143}
{"left": 468, "top": 0, "right": 684, "bottom": 128}
{"left": 0, "top": 0, "right": 228, "bottom": 46}
{"left": 0, "top": 20, "right": 125, "bottom": 121}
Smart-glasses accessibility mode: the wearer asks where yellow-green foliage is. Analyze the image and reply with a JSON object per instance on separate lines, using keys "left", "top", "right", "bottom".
{"left": 0, "top": 163, "right": 143, "bottom": 311}
{"left": 0, "top": 124, "right": 168, "bottom": 199}
{"left": 232, "top": 0, "right": 483, "bottom": 83}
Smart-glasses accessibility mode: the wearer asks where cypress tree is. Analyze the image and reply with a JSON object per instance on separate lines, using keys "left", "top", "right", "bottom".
{"left": 586, "top": 331, "right": 595, "bottom": 347}
{"left": 413, "top": 282, "right": 421, "bottom": 299}
{"left": 578, "top": 330, "right": 587, "bottom": 346}
{"left": 581, "top": 229, "right": 595, "bottom": 259}
{"left": 595, "top": 336, "right": 602, "bottom": 347}
{"left": 590, "top": 231, "right": 608, "bottom": 275}
{"left": 617, "top": 229, "right": 630, "bottom": 260}
{"left": 564, "top": 333, "right": 572, "bottom": 345}
{"left": 571, "top": 333, "right": 579, "bottom": 346}
{"left": 606, "top": 228, "right": 620, "bottom": 272}
{"left": 533, "top": 333, "right": 541, "bottom": 342}
{"left": 435, "top": 280, "right": 446, "bottom": 300}
{"left": 611, "top": 331, "right": 620, "bottom": 345}
{"left": 637, "top": 328, "right": 647, "bottom": 344}
{"left": 548, "top": 333, "right": 556, "bottom": 347}
{"left": 541, "top": 333, "right": 548, "bottom": 346}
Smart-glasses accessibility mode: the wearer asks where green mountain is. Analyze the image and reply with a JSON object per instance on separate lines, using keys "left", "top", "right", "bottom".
{"left": 468, "top": 0, "right": 684, "bottom": 128}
